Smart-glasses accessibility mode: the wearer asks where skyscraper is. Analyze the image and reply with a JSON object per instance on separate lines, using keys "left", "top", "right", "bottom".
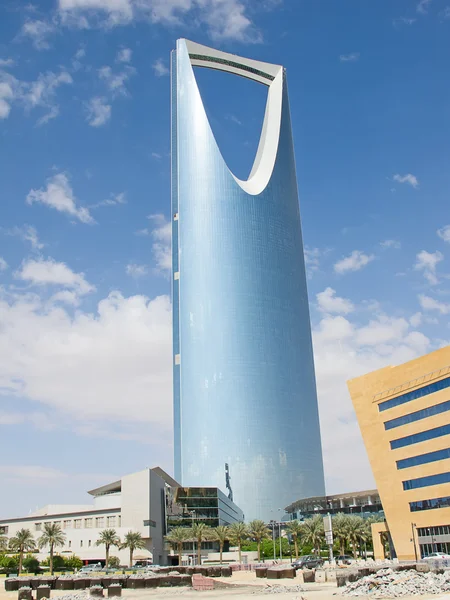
{"left": 171, "top": 39, "right": 325, "bottom": 521}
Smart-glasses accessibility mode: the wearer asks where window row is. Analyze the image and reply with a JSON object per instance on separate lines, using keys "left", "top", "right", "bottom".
{"left": 35, "top": 515, "right": 120, "bottom": 531}
{"left": 384, "top": 400, "right": 450, "bottom": 431}
{"left": 397, "top": 448, "right": 450, "bottom": 470}
{"left": 420, "top": 542, "right": 450, "bottom": 558}
{"left": 391, "top": 423, "right": 450, "bottom": 450}
{"left": 403, "top": 471, "right": 450, "bottom": 491}
{"left": 379, "top": 375, "right": 450, "bottom": 412}
{"left": 410, "top": 496, "right": 450, "bottom": 512}
{"left": 417, "top": 525, "right": 450, "bottom": 537}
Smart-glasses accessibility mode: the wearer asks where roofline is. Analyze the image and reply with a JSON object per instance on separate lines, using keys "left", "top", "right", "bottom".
{"left": 284, "top": 489, "right": 380, "bottom": 513}
{"left": 0, "top": 507, "right": 120, "bottom": 525}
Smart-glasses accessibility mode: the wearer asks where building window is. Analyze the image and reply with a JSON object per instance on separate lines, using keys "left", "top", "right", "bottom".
{"left": 379, "top": 375, "right": 450, "bottom": 412}
{"left": 85, "top": 518, "right": 93, "bottom": 528}
{"left": 69, "top": 541, "right": 71, "bottom": 549}
{"left": 107, "top": 516, "right": 116, "bottom": 527}
{"left": 391, "top": 424, "right": 450, "bottom": 450}
{"left": 95, "top": 517, "right": 104, "bottom": 528}
{"left": 418, "top": 525, "right": 450, "bottom": 537}
{"left": 63, "top": 520, "right": 72, "bottom": 529}
{"left": 74, "top": 519, "right": 82, "bottom": 529}
{"left": 80, "top": 540, "right": 83, "bottom": 548}
{"left": 397, "top": 448, "right": 450, "bottom": 470}
{"left": 88, "top": 540, "right": 91, "bottom": 547}
{"left": 118, "top": 516, "right": 121, "bottom": 527}
{"left": 35, "top": 523, "right": 42, "bottom": 532}
{"left": 0, "top": 526, "right": 8, "bottom": 534}
{"left": 385, "top": 400, "right": 450, "bottom": 430}
{"left": 404, "top": 471, "right": 450, "bottom": 491}
{"left": 411, "top": 496, "right": 450, "bottom": 512}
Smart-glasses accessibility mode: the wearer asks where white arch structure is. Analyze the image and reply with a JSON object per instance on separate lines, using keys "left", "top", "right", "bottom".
{"left": 183, "top": 39, "right": 284, "bottom": 196}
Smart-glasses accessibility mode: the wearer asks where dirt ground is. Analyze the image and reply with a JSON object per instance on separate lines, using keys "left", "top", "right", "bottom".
{"left": 1, "top": 571, "right": 448, "bottom": 600}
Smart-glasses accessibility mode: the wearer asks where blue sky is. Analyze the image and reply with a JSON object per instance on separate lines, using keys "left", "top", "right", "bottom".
{"left": 1, "top": 0, "right": 450, "bottom": 518}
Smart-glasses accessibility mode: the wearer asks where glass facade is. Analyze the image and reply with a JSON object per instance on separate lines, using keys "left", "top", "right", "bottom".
{"left": 403, "top": 471, "right": 450, "bottom": 491}
{"left": 379, "top": 375, "right": 450, "bottom": 412}
{"left": 172, "top": 39, "right": 325, "bottom": 521}
{"left": 410, "top": 496, "right": 450, "bottom": 511}
{"left": 167, "top": 486, "right": 244, "bottom": 529}
{"left": 384, "top": 400, "right": 450, "bottom": 430}
{"left": 397, "top": 447, "right": 450, "bottom": 470}
{"left": 391, "top": 423, "right": 450, "bottom": 449}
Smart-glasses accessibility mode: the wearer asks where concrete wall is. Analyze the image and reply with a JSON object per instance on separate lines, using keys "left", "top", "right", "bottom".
{"left": 348, "top": 345, "right": 450, "bottom": 561}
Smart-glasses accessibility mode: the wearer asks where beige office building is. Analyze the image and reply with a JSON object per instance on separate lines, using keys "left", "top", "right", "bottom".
{"left": 348, "top": 345, "right": 450, "bottom": 561}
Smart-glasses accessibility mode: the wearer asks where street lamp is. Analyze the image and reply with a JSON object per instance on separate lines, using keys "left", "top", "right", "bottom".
{"left": 278, "top": 509, "right": 282, "bottom": 561}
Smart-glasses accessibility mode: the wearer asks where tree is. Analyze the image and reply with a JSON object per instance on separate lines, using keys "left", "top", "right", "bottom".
{"left": 9, "top": 529, "right": 35, "bottom": 575}
{"left": 38, "top": 523, "right": 66, "bottom": 575}
{"left": 0, "top": 536, "right": 7, "bottom": 552}
{"left": 211, "top": 526, "right": 229, "bottom": 564}
{"left": 22, "top": 556, "right": 40, "bottom": 574}
{"left": 332, "top": 513, "right": 350, "bottom": 556}
{"left": 108, "top": 556, "right": 120, "bottom": 569}
{"left": 65, "top": 555, "right": 83, "bottom": 571}
{"left": 121, "top": 531, "right": 146, "bottom": 567}
{"left": 228, "top": 522, "right": 248, "bottom": 563}
{"left": 96, "top": 529, "right": 120, "bottom": 569}
{"left": 248, "top": 520, "right": 270, "bottom": 562}
{"left": 189, "top": 523, "right": 212, "bottom": 566}
{"left": 165, "top": 527, "right": 190, "bottom": 567}
{"left": 286, "top": 520, "right": 302, "bottom": 559}
{"left": 345, "top": 516, "right": 368, "bottom": 559}
{"left": 299, "top": 516, "right": 324, "bottom": 556}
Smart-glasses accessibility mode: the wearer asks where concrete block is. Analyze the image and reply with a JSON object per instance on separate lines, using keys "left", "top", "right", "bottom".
{"left": 127, "top": 578, "right": 145, "bottom": 589}
{"left": 207, "top": 567, "right": 222, "bottom": 578}
{"left": 89, "top": 586, "right": 104, "bottom": 597}
{"left": 74, "top": 579, "right": 87, "bottom": 590}
{"left": 255, "top": 568, "right": 267, "bottom": 579}
{"left": 302, "top": 569, "right": 315, "bottom": 583}
{"left": 18, "top": 587, "right": 32, "bottom": 600}
{"left": 267, "top": 569, "right": 281, "bottom": 579}
{"left": 280, "top": 568, "right": 296, "bottom": 579}
{"left": 107, "top": 585, "right": 122, "bottom": 597}
{"left": 220, "top": 567, "right": 232, "bottom": 577}
{"left": 314, "top": 570, "right": 326, "bottom": 583}
{"left": 326, "top": 570, "right": 337, "bottom": 582}
{"left": 5, "top": 579, "right": 20, "bottom": 592}
{"left": 55, "top": 579, "right": 74, "bottom": 590}
{"left": 416, "top": 563, "right": 430, "bottom": 573}
{"left": 36, "top": 585, "right": 51, "bottom": 600}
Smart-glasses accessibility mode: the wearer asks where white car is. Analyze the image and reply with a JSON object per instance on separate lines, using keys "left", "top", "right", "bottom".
{"left": 423, "top": 552, "right": 450, "bottom": 560}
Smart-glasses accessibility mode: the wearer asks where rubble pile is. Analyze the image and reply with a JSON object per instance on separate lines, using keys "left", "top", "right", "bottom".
{"left": 262, "top": 584, "right": 305, "bottom": 594}
{"left": 342, "top": 568, "right": 450, "bottom": 597}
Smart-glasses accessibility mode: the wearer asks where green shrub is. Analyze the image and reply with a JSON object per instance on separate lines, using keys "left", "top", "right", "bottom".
{"left": 23, "top": 557, "right": 41, "bottom": 574}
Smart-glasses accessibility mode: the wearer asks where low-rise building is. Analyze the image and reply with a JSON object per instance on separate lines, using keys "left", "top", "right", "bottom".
{"left": 284, "top": 490, "right": 383, "bottom": 521}
{"left": 348, "top": 345, "right": 450, "bottom": 561}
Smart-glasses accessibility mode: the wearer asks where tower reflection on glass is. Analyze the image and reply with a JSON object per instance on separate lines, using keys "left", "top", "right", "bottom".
{"left": 171, "top": 39, "right": 325, "bottom": 521}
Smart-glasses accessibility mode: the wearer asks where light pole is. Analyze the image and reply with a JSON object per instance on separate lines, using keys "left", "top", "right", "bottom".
{"left": 278, "top": 509, "right": 282, "bottom": 561}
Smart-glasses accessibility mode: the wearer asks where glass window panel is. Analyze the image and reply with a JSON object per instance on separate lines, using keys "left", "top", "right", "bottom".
{"left": 403, "top": 471, "right": 450, "bottom": 491}
{"left": 379, "top": 376, "right": 450, "bottom": 412}
{"left": 384, "top": 400, "right": 450, "bottom": 430}
{"left": 391, "top": 424, "right": 450, "bottom": 450}
{"left": 397, "top": 447, "right": 450, "bottom": 469}
{"left": 410, "top": 495, "right": 450, "bottom": 511}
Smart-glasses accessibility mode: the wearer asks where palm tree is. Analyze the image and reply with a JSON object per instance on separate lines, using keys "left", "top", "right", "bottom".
{"left": 332, "top": 513, "right": 350, "bottom": 556}
{"left": 95, "top": 529, "right": 120, "bottom": 568}
{"left": 0, "top": 536, "right": 7, "bottom": 552}
{"left": 286, "top": 520, "right": 302, "bottom": 559}
{"left": 211, "top": 526, "right": 229, "bottom": 564}
{"left": 248, "top": 520, "right": 270, "bottom": 562}
{"left": 345, "top": 516, "right": 368, "bottom": 559}
{"left": 9, "top": 529, "right": 35, "bottom": 574}
{"left": 121, "top": 531, "right": 146, "bottom": 567}
{"left": 38, "top": 523, "right": 66, "bottom": 575}
{"left": 228, "top": 522, "right": 248, "bottom": 564}
{"left": 299, "top": 516, "right": 324, "bottom": 556}
{"left": 189, "top": 523, "right": 212, "bottom": 566}
{"left": 165, "top": 527, "right": 189, "bottom": 566}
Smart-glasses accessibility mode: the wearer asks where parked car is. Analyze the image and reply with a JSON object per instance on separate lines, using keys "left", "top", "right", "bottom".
{"left": 79, "top": 564, "right": 103, "bottom": 573}
{"left": 336, "top": 555, "right": 353, "bottom": 565}
{"left": 423, "top": 552, "right": 450, "bottom": 560}
{"left": 292, "top": 555, "right": 324, "bottom": 570}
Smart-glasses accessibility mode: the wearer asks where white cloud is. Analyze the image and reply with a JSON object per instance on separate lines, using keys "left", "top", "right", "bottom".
{"left": 116, "top": 47, "right": 132, "bottom": 63}
{"left": 36, "top": 105, "right": 60, "bottom": 126}
{"left": 91, "top": 192, "right": 127, "bottom": 208}
{"left": 148, "top": 214, "right": 171, "bottom": 274}
{"left": 339, "top": 53, "right": 360, "bottom": 62}
{"left": 21, "top": 19, "right": 55, "bottom": 50}
{"left": 334, "top": 250, "right": 375, "bottom": 275}
{"left": 438, "top": 225, "right": 450, "bottom": 243}
{"left": 410, "top": 312, "right": 422, "bottom": 327}
{"left": 0, "top": 288, "right": 172, "bottom": 434}
{"left": 0, "top": 58, "right": 15, "bottom": 68}
{"left": 25, "top": 70, "right": 72, "bottom": 109}
{"left": 126, "top": 263, "right": 148, "bottom": 277}
{"left": 0, "top": 257, "right": 8, "bottom": 271}
{"left": 316, "top": 287, "right": 354, "bottom": 315}
{"left": 98, "top": 65, "right": 135, "bottom": 96}
{"left": 419, "top": 294, "right": 450, "bottom": 315}
{"left": 393, "top": 17, "right": 416, "bottom": 25}
{"left": 417, "top": 0, "right": 432, "bottom": 13}
{"left": 15, "top": 258, "right": 95, "bottom": 295}
{"left": 414, "top": 250, "right": 443, "bottom": 285}
{"left": 0, "top": 81, "right": 14, "bottom": 119}
{"left": 304, "top": 247, "right": 326, "bottom": 279}
{"left": 380, "top": 239, "right": 401, "bottom": 249}
{"left": 393, "top": 173, "right": 419, "bottom": 188}
{"left": 26, "top": 173, "right": 95, "bottom": 224}
{"left": 86, "top": 96, "right": 111, "bottom": 127}
{"left": 6, "top": 225, "right": 44, "bottom": 250}
{"left": 152, "top": 58, "right": 169, "bottom": 77}
{"left": 57, "top": 0, "right": 263, "bottom": 42}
